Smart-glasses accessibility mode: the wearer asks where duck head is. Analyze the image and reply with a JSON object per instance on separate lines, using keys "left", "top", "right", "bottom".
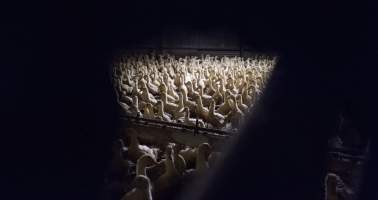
{"left": 198, "top": 143, "right": 212, "bottom": 160}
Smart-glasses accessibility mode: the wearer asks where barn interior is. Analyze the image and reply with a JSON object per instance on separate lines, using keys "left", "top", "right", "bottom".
{"left": 102, "top": 26, "right": 370, "bottom": 200}
{"left": 5, "top": 1, "right": 376, "bottom": 200}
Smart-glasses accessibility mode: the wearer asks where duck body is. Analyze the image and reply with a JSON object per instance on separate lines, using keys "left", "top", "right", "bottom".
{"left": 179, "top": 146, "right": 197, "bottom": 169}
{"left": 121, "top": 175, "right": 153, "bottom": 200}
{"left": 127, "top": 130, "right": 158, "bottom": 163}
{"left": 208, "top": 100, "right": 225, "bottom": 129}
{"left": 153, "top": 146, "right": 180, "bottom": 194}
{"left": 225, "top": 97, "right": 245, "bottom": 128}
{"left": 140, "top": 84, "right": 158, "bottom": 105}
{"left": 195, "top": 143, "right": 211, "bottom": 173}
{"left": 161, "top": 92, "right": 179, "bottom": 116}
{"left": 156, "top": 100, "right": 172, "bottom": 122}
{"left": 195, "top": 95, "right": 209, "bottom": 122}
{"left": 183, "top": 107, "right": 205, "bottom": 128}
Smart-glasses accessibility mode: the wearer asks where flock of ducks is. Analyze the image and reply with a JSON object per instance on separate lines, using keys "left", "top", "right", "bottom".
{"left": 112, "top": 53, "right": 276, "bottom": 131}
{"left": 103, "top": 128, "right": 225, "bottom": 200}
{"left": 105, "top": 53, "right": 276, "bottom": 200}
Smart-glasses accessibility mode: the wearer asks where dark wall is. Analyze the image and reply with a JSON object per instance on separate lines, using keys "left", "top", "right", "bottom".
{"left": 126, "top": 27, "right": 240, "bottom": 52}
{"left": 161, "top": 27, "right": 239, "bottom": 50}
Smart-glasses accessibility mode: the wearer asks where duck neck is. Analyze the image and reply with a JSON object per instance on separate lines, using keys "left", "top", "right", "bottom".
{"left": 233, "top": 100, "right": 240, "bottom": 112}
{"left": 136, "top": 160, "right": 148, "bottom": 176}
{"left": 146, "top": 76, "right": 151, "bottom": 84}
{"left": 182, "top": 73, "right": 187, "bottom": 84}
{"left": 185, "top": 110, "right": 190, "bottom": 120}
{"left": 238, "top": 96, "right": 243, "bottom": 105}
{"left": 197, "top": 96, "right": 204, "bottom": 109}
{"left": 220, "top": 81, "right": 225, "bottom": 95}
{"left": 161, "top": 93, "right": 167, "bottom": 105}
{"left": 223, "top": 94, "right": 228, "bottom": 103}
{"left": 230, "top": 79, "right": 235, "bottom": 89}
{"left": 188, "top": 83, "right": 194, "bottom": 94}
{"left": 126, "top": 73, "right": 132, "bottom": 84}
{"left": 165, "top": 155, "right": 178, "bottom": 175}
{"left": 209, "top": 79, "right": 215, "bottom": 90}
{"left": 209, "top": 103, "right": 215, "bottom": 115}
{"left": 182, "top": 90, "right": 188, "bottom": 103}
{"left": 133, "top": 81, "right": 139, "bottom": 93}
{"left": 199, "top": 87, "right": 204, "bottom": 96}
{"left": 178, "top": 94, "right": 184, "bottom": 109}
{"left": 133, "top": 97, "right": 139, "bottom": 110}
{"left": 158, "top": 104, "right": 164, "bottom": 116}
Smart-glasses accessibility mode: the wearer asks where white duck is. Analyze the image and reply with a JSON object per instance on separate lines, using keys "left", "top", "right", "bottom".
{"left": 212, "top": 85, "right": 224, "bottom": 105}
{"left": 195, "top": 94, "right": 209, "bottom": 122}
{"left": 224, "top": 95, "right": 245, "bottom": 129}
{"left": 216, "top": 91, "right": 233, "bottom": 115}
{"left": 131, "top": 79, "right": 142, "bottom": 99}
{"left": 160, "top": 91, "right": 179, "bottom": 116}
{"left": 158, "top": 81, "right": 177, "bottom": 103}
{"left": 236, "top": 94, "right": 249, "bottom": 114}
{"left": 208, "top": 100, "right": 225, "bottom": 129}
{"left": 206, "top": 75, "right": 216, "bottom": 96}
{"left": 156, "top": 100, "right": 172, "bottom": 122}
{"left": 242, "top": 87, "right": 253, "bottom": 107}
{"left": 198, "top": 85, "right": 212, "bottom": 107}
{"left": 183, "top": 107, "right": 205, "bottom": 128}
{"left": 129, "top": 96, "right": 143, "bottom": 118}
{"left": 153, "top": 145, "right": 180, "bottom": 193}
{"left": 173, "top": 92, "right": 186, "bottom": 120}
{"left": 125, "top": 128, "right": 159, "bottom": 163}
{"left": 170, "top": 143, "right": 187, "bottom": 175}
{"left": 179, "top": 146, "right": 197, "bottom": 169}
{"left": 218, "top": 78, "right": 227, "bottom": 97}
{"left": 180, "top": 88, "right": 197, "bottom": 115}
{"left": 136, "top": 154, "right": 159, "bottom": 176}
{"left": 140, "top": 82, "right": 158, "bottom": 105}
{"left": 119, "top": 77, "right": 134, "bottom": 95}
{"left": 125, "top": 69, "right": 135, "bottom": 87}
{"left": 226, "top": 77, "right": 239, "bottom": 94}
{"left": 177, "top": 72, "right": 188, "bottom": 96}
{"left": 167, "top": 82, "right": 179, "bottom": 101}
{"left": 119, "top": 90, "right": 133, "bottom": 105}
{"left": 195, "top": 143, "right": 212, "bottom": 173}
{"left": 185, "top": 81, "right": 199, "bottom": 99}
{"left": 144, "top": 74, "right": 159, "bottom": 96}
